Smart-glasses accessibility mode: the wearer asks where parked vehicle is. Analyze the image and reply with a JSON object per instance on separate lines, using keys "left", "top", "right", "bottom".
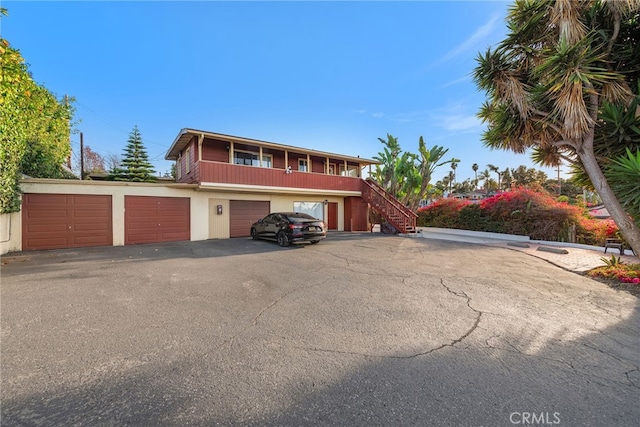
{"left": 250, "top": 212, "right": 326, "bottom": 247}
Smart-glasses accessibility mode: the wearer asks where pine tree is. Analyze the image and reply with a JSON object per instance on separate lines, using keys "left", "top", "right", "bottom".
{"left": 111, "top": 126, "right": 156, "bottom": 182}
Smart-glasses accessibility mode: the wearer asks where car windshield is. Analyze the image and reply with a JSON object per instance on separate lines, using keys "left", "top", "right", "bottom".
{"left": 285, "top": 213, "right": 318, "bottom": 222}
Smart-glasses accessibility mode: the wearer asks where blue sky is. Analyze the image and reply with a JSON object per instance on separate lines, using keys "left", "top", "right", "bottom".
{"left": 2, "top": 0, "right": 560, "bottom": 182}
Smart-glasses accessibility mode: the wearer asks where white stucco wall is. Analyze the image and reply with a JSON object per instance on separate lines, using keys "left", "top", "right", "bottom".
{"left": 1, "top": 178, "right": 350, "bottom": 254}
{"left": 0, "top": 211, "right": 22, "bottom": 255}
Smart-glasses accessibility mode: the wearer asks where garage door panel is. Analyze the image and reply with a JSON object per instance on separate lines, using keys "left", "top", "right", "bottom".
{"left": 73, "top": 223, "right": 110, "bottom": 232}
{"left": 71, "top": 195, "right": 110, "bottom": 205}
{"left": 72, "top": 208, "right": 110, "bottom": 219}
{"left": 26, "top": 209, "right": 68, "bottom": 219}
{"left": 74, "top": 235, "right": 111, "bottom": 245}
{"left": 22, "top": 194, "right": 112, "bottom": 251}
{"left": 125, "top": 196, "right": 190, "bottom": 245}
{"left": 25, "top": 194, "right": 65, "bottom": 205}
{"left": 229, "top": 200, "right": 270, "bottom": 238}
{"left": 127, "top": 233, "right": 156, "bottom": 243}
{"left": 27, "top": 237, "right": 69, "bottom": 249}
{"left": 27, "top": 224, "right": 69, "bottom": 233}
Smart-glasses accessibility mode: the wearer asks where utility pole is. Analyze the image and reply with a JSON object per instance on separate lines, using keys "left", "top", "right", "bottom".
{"left": 64, "top": 95, "right": 72, "bottom": 169}
{"left": 557, "top": 163, "right": 562, "bottom": 195}
{"left": 80, "top": 132, "right": 84, "bottom": 180}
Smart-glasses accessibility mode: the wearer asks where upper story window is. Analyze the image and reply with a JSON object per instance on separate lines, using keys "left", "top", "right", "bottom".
{"left": 185, "top": 147, "right": 192, "bottom": 173}
{"left": 340, "top": 164, "right": 358, "bottom": 177}
{"left": 234, "top": 150, "right": 272, "bottom": 168}
{"left": 298, "top": 159, "right": 308, "bottom": 172}
{"left": 176, "top": 156, "right": 182, "bottom": 179}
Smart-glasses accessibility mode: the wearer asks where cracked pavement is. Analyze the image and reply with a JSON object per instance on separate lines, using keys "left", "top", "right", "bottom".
{"left": 1, "top": 233, "right": 639, "bottom": 426}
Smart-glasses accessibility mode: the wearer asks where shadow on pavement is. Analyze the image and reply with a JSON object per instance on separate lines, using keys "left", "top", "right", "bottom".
{"left": 2, "top": 300, "right": 637, "bottom": 426}
{"left": 3, "top": 234, "right": 637, "bottom": 425}
{"left": 1, "top": 232, "right": 389, "bottom": 278}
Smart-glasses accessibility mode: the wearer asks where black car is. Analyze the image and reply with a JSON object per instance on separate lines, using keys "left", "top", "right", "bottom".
{"left": 250, "top": 212, "right": 326, "bottom": 247}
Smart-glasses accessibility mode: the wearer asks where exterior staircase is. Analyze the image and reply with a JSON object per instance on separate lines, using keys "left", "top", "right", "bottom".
{"left": 361, "top": 178, "right": 418, "bottom": 234}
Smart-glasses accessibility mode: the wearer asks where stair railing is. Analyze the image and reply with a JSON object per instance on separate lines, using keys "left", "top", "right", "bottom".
{"left": 361, "top": 178, "right": 417, "bottom": 233}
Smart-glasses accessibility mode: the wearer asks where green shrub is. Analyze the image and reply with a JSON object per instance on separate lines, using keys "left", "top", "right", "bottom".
{"left": 457, "top": 204, "right": 503, "bottom": 232}
{"left": 417, "top": 198, "right": 470, "bottom": 228}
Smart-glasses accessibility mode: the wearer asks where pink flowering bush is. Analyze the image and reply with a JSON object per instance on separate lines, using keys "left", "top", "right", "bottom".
{"left": 417, "top": 198, "right": 471, "bottom": 228}
{"left": 417, "top": 187, "right": 617, "bottom": 245}
{"left": 588, "top": 263, "right": 640, "bottom": 284}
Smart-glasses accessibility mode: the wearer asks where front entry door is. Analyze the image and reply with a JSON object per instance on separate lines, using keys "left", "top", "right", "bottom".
{"left": 328, "top": 202, "right": 338, "bottom": 230}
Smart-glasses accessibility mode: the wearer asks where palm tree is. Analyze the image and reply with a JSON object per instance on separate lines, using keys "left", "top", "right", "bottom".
{"left": 373, "top": 134, "right": 401, "bottom": 194}
{"left": 473, "top": 0, "right": 640, "bottom": 254}
{"left": 501, "top": 168, "right": 512, "bottom": 190}
{"left": 472, "top": 163, "right": 479, "bottom": 182}
{"left": 450, "top": 158, "right": 460, "bottom": 184}
{"left": 415, "top": 137, "right": 451, "bottom": 208}
{"left": 448, "top": 170, "right": 455, "bottom": 194}
{"left": 479, "top": 169, "right": 492, "bottom": 195}
{"left": 373, "top": 135, "right": 451, "bottom": 210}
{"left": 487, "top": 164, "right": 501, "bottom": 190}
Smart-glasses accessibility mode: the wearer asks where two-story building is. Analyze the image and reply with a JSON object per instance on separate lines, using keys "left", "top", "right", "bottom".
{"left": 166, "top": 129, "right": 379, "bottom": 238}
{"left": 3, "top": 129, "right": 416, "bottom": 253}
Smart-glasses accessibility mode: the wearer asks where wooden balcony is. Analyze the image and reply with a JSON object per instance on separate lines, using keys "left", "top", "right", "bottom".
{"left": 195, "top": 160, "right": 363, "bottom": 192}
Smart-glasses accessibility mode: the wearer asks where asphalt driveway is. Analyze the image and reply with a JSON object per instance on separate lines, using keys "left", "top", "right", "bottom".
{"left": 1, "top": 233, "right": 639, "bottom": 426}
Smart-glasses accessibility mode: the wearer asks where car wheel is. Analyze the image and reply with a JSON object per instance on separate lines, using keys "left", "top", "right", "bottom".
{"left": 277, "top": 231, "right": 289, "bottom": 247}
{"left": 310, "top": 240, "right": 319, "bottom": 244}
{"left": 251, "top": 228, "right": 258, "bottom": 240}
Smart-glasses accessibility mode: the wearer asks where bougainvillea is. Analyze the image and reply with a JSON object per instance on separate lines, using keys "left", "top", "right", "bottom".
{"left": 417, "top": 198, "right": 471, "bottom": 228}
{"left": 418, "top": 187, "right": 617, "bottom": 245}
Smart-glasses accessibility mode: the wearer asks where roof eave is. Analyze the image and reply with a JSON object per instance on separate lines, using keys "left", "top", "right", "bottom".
{"left": 164, "top": 128, "right": 379, "bottom": 165}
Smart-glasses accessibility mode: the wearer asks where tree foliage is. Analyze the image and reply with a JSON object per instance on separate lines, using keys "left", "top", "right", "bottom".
{"left": 109, "top": 126, "right": 156, "bottom": 182}
{"left": 80, "top": 145, "right": 106, "bottom": 175}
{"left": 1, "top": 19, "right": 75, "bottom": 213}
{"left": 473, "top": 0, "right": 640, "bottom": 255}
{"left": 372, "top": 134, "right": 451, "bottom": 210}
{"left": 606, "top": 148, "right": 640, "bottom": 222}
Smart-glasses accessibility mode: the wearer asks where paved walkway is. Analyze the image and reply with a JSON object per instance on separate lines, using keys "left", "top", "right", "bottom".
{"left": 412, "top": 228, "right": 639, "bottom": 273}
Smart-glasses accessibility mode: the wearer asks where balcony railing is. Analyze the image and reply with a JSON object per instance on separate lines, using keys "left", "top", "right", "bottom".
{"left": 195, "top": 160, "right": 363, "bottom": 192}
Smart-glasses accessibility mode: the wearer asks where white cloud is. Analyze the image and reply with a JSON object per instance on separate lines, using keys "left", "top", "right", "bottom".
{"left": 439, "top": 75, "right": 471, "bottom": 89}
{"left": 419, "top": 13, "right": 501, "bottom": 74}
{"left": 440, "top": 114, "right": 482, "bottom": 131}
{"left": 440, "top": 14, "right": 500, "bottom": 63}
{"left": 389, "top": 110, "right": 430, "bottom": 124}
{"left": 371, "top": 112, "right": 384, "bottom": 118}
{"left": 428, "top": 103, "right": 483, "bottom": 132}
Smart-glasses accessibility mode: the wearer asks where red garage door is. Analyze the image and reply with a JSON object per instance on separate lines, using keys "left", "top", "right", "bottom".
{"left": 22, "top": 193, "right": 113, "bottom": 251}
{"left": 229, "top": 200, "right": 270, "bottom": 237}
{"left": 125, "top": 196, "right": 190, "bottom": 245}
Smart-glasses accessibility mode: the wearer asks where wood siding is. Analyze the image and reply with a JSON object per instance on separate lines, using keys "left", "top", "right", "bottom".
{"left": 344, "top": 196, "right": 369, "bottom": 232}
{"left": 198, "top": 161, "right": 362, "bottom": 191}
{"left": 22, "top": 193, "right": 113, "bottom": 251}
{"left": 264, "top": 148, "right": 286, "bottom": 169}
{"left": 202, "top": 137, "right": 229, "bottom": 162}
{"left": 125, "top": 196, "right": 190, "bottom": 245}
{"left": 175, "top": 136, "right": 367, "bottom": 190}
{"left": 311, "top": 155, "right": 325, "bottom": 174}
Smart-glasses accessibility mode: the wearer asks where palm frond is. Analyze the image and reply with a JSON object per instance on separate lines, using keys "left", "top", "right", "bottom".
{"left": 550, "top": 0, "right": 587, "bottom": 45}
